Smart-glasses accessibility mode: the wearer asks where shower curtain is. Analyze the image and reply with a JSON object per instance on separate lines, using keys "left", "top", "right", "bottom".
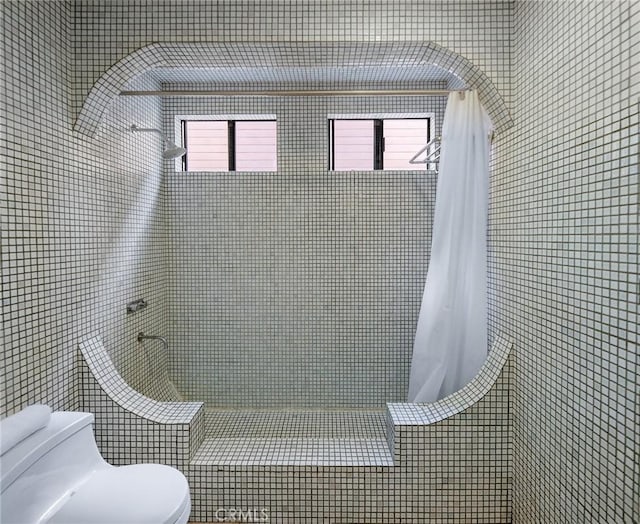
{"left": 408, "top": 90, "right": 493, "bottom": 403}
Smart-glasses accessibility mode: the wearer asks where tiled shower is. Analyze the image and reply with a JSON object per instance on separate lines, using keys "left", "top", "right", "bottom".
{"left": 1, "top": 1, "right": 638, "bottom": 523}
{"left": 164, "top": 93, "right": 446, "bottom": 408}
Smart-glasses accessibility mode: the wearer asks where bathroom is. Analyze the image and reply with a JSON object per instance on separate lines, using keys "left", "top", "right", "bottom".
{"left": 1, "top": 0, "right": 638, "bottom": 522}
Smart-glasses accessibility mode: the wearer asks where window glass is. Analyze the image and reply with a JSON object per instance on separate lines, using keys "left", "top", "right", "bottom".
{"left": 182, "top": 119, "right": 277, "bottom": 172}
{"left": 330, "top": 117, "right": 430, "bottom": 171}
{"left": 332, "top": 120, "right": 374, "bottom": 171}
{"left": 235, "top": 121, "right": 278, "bottom": 172}
{"left": 184, "top": 121, "right": 228, "bottom": 171}
{"left": 383, "top": 119, "right": 430, "bottom": 170}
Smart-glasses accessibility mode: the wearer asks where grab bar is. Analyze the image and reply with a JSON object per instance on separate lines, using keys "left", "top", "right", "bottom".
{"left": 137, "top": 332, "right": 168, "bottom": 353}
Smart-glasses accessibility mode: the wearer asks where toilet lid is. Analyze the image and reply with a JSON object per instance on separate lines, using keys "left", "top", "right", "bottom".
{"left": 48, "top": 464, "right": 190, "bottom": 524}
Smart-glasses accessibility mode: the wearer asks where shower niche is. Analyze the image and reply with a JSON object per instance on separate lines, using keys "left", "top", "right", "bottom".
{"left": 80, "top": 41, "right": 510, "bottom": 412}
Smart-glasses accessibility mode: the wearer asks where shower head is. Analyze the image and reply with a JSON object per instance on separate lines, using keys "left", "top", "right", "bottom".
{"left": 130, "top": 124, "right": 187, "bottom": 159}
{"left": 162, "top": 144, "right": 188, "bottom": 160}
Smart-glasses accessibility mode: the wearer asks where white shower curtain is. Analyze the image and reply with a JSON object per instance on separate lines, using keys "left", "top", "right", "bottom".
{"left": 408, "top": 90, "right": 493, "bottom": 403}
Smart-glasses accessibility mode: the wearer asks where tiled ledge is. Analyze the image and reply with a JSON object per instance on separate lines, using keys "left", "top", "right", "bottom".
{"left": 204, "top": 409, "right": 387, "bottom": 438}
{"left": 388, "top": 333, "right": 512, "bottom": 427}
{"left": 384, "top": 334, "right": 512, "bottom": 462}
{"left": 81, "top": 333, "right": 511, "bottom": 470}
{"left": 79, "top": 335, "right": 205, "bottom": 467}
{"left": 79, "top": 335, "right": 204, "bottom": 425}
{"left": 191, "top": 436, "right": 393, "bottom": 467}
{"left": 80, "top": 334, "right": 512, "bottom": 521}
{"left": 186, "top": 341, "right": 513, "bottom": 522}
{"left": 192, "top": 409, "right": 393, "bottom": 466}
{"left": 189, "top": 336, "right": 511, "bottom": 467}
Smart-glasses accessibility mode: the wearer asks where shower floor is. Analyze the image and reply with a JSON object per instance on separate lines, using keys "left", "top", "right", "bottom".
{"left": 191, "top": 410, "right": 393, "bottom": 466}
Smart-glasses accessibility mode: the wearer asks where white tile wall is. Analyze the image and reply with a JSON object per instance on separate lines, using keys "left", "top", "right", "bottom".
{"left": 163, "top": 94, "right": 446, "bottom": 408}
{"left": 492, "top": 1, "right": 639, "bottom": 522}
{"left": 1, "top": 0, "right": 168, "bottom": 415}
{"left": 2, "top": 0, "right": 637, "bottom": 522}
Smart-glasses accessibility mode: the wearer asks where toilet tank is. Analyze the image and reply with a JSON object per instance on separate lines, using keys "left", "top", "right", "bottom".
{"left": 1, "top": 411, "right": 110, "bottom": 524}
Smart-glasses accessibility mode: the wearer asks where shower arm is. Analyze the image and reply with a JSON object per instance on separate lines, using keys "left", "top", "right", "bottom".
{"left": 137, "top": 332, "right": 168, "bottom": 354}
{"left": 130, "top": 124, "right": 187, "bottom": 159}
{"left": 130, "top": 125, "right": 169, "bottom": 146}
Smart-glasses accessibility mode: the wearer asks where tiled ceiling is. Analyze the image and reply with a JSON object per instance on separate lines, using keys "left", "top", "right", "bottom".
{"left": 144, "top": 64, "right": 463, "bottom": 88}
{"left": 119, "top": 43, "right": 468, "bottom": 91}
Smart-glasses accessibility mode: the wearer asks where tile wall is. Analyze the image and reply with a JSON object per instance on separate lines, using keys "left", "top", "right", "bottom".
{"left": 70, "top": 0, "right": 515, "bottom": 406}
{"left": 1, "top": 0, "right": 168, "bottom": 415}
{"left": 65, "top": 0, "right": 513, "bottom": 410}
{"left": 492, "top": 1, "right": 639, "bottom": 522}
{"left": 71, "top": 0, "right": 512, "bottom": 119}
{"left": 163, "top": 94, "right": 445, "bottom": 408}
{"left": 2, "top": 2, "right": 515, "bottom": 522}
{"left": 67, "top": 0, "right": 511, "bottom": 408}
{"left": 3, "top": 0, "right": 638, "bottom": 522}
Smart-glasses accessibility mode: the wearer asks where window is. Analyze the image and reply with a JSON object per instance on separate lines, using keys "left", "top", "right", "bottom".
{"left": 180, "top": 117, "right": 277, "bottom": 172}
{"left": 329, "top": 116, "right": 432, "bottom": 171}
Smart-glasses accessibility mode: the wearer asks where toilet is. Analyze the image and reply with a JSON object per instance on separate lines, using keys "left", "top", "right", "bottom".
{"left": 0, "top": 405, "right": 191, "bottom": 524}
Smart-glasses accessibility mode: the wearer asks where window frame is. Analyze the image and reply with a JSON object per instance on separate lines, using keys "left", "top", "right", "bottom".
{"left": 175, "top": 114, "right": 278, "bottom": 173}
{"left": 328, "top": 113, "right": 434, "bottom": 172}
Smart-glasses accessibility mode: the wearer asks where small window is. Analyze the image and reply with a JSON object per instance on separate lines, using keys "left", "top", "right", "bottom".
{"left": 329, "top": 116, "right": 431, "bottom": 171}
{"left": 181, "top": 118, "right": 277, "bottom": 172}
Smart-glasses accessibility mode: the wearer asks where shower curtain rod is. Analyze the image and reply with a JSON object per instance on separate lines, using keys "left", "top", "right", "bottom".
{"left": 119, "top": 88, "right": 465, "bottom": 97}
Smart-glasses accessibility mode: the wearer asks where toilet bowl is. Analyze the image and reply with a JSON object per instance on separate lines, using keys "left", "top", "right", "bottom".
{"left": 0, "top": 405, "right": 191, "bottom": 524}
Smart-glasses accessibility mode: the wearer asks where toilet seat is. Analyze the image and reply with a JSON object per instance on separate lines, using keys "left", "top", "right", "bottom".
{"left": 47, "top": 464, "right": 190, "bottom": 524}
